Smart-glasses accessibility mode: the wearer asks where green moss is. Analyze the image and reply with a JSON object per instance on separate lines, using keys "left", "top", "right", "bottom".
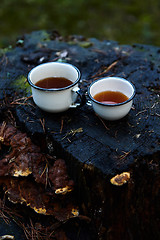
{"left": 41, "top": 31, "right": 51, "bottom": 42}
{"left": 1, "top": 0, "right": 160, "bottom": 48}
{"left": 29, "top": 30, "right": 51, "bottom": 44}
{"left": 13, "top": 75, "right": 31, "bottom": 96}
{"left": 0, "top": 45, "right": 12, "bottom": 57}
{"left": 68, "top": 40, "right": 93, "bottom": 48}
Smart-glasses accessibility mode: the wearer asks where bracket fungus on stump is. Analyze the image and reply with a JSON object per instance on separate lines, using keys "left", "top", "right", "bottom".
{"left": 0, "top": 122, "right": 77, "bottom": 221}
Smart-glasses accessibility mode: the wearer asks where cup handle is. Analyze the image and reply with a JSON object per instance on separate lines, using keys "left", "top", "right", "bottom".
{"left": 70, "top": 87, "right": 86, "bottom": 108}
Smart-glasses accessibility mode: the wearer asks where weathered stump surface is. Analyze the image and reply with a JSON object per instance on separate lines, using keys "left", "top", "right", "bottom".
{"left": 0, "top": 31, "right": 160, "bottom": 239}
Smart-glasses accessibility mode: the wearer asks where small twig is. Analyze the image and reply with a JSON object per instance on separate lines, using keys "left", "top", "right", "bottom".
{"left": 5, "top": 110, "right": 16, "bottom": 126}
{"left": 62, "top": 128, "right": 83, "bottom": 140}
{"left": 0, "top": 121, "right": 6, "bottom": 139}
{"left": 95, "top": 113, "right": 110, "bottom": 130}
{"left": 11, "top": 96, "right": 32, "bottom": 103}
{"left": 119, "top": 150, "right": 131, "bottom": 160}
{"left": 30, "top": 219, "right": 35, "bottom": 240}
{"left": 151, "top": 103, "right": 156, "bottom": 108}
{"left": 136, "top": 109, "right": 147, "bottom": 116}
{"left": 10, "top": 96, "right": 33, "bottom": 105}
{"left": 29, "top": 218, "right": 48, "bottom": 240}
{"left": 45, "top": 165, "right": 49, "bottom": 189}
{"left": 40, "top": 156, "right": 49, "bottom": 188}
{"left": 10, "top": 102, "right": 34, "bottom": 107}
{"left": 39, "top": 118, "right": 45, "bottom": 133}
{"left": 60, "top": 118, "right": 64, "bottom": 133}
{"left": 40, "top": 163, "right": 48, "bottom": 178}
{"left": 67, "top": 138, "right": 72, "bottom": 143}
{"left": 71, "top": 128, "right": 83, "bottom": 136}
{"left": 91, "top": 60, "right": 118, "bottom": 79}
{"left": 91, "top": 48, "right": 107, "bottom": 55}
{"left": 21, "top": 223, "right": 31, "bottom": 240}
{"left": 0, "top": 210, "right": 10, "bottom": 224}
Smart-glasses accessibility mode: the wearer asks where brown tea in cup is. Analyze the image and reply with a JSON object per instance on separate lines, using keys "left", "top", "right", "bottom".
{"left": 93, "top": 90, "right": 129, "bottom": 104}
{"left": 35, "top": 77, "right": 73, "bottom": 89}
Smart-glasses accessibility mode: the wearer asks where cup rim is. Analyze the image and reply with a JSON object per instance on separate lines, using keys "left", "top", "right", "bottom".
{"left": 27, "top": 62, "right": 81, "bottom": 91}
{"left": 88, "top": 77, "right": 136, "bottom": 107}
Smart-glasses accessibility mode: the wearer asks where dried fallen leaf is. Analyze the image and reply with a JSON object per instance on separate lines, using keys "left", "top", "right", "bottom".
{"left": 55, "top": 49, "right": 68, "bottom": 58}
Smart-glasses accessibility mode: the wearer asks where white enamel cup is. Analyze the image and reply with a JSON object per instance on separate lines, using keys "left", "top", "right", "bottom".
{"left": 88, "top": 77, "right": 136, "bottom": 121}
{"left": 28, "top": 62, "right": 81, "bottom": 112}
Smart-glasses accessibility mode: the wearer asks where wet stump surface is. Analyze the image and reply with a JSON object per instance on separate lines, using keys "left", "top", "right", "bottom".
{"left": 0, "top": 31, "right": 160, "bottom": 240}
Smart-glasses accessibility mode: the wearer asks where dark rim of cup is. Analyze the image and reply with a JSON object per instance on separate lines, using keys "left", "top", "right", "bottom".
{"left": 27, "top": 62, "right": 81, "bottom": 91}
{"left": 88, "top": 77, "right": 136, "bottom": 107}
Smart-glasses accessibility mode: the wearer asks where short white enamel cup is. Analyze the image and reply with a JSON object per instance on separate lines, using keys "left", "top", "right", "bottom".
{"left": 88, "top": 77, "right": 136, "bottom": 121}
{"left": 28, "top": 62, "right": 81, "bottom": 112}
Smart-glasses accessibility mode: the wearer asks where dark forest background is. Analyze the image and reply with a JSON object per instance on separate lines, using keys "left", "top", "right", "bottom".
{"left": 0, "top": 0, "right": 160, "bottom": 48}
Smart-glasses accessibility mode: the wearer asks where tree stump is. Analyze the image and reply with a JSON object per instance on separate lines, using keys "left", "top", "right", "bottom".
{"left": 0, "top": 30, "right": 160, "bottom": 240}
